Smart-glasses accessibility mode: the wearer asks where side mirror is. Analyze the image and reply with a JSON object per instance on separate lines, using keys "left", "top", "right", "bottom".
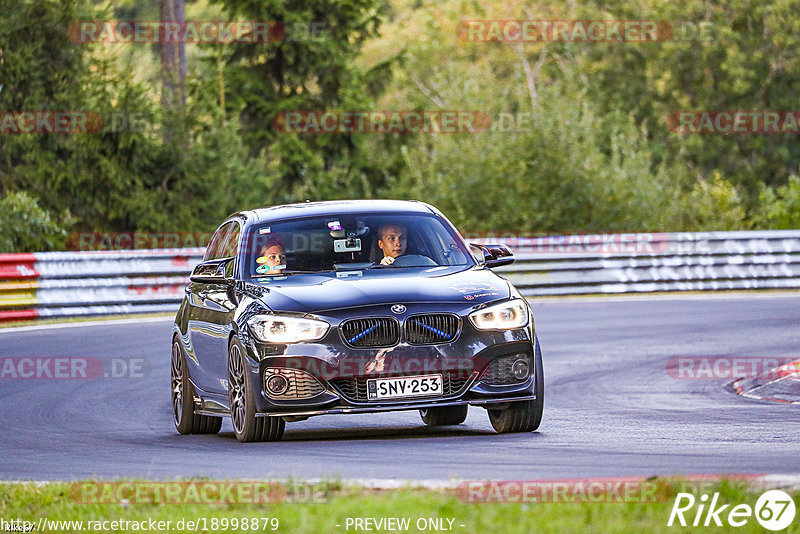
{"left": 190, "top": 257, "right": 235, "bottom": 284}
{"left": 469, "top": 243, "right": 515, "bottom": 268}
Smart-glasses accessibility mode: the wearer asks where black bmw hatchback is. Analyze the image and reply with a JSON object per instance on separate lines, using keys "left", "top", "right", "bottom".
{"left": 171, "top": 200, "right": 543, "bottom": 442}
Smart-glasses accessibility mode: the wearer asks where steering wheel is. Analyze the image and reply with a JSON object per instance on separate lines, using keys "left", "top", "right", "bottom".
{"left": 390, "top": 254, "right": 437, "bottom": 267}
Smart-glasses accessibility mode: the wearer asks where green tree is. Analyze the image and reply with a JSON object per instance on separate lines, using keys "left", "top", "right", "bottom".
{"left": 579, "top": 0, "right": 800, "bottom": 206}
{"left": 210, "top": 0, "right": 391, "bottom": 200}
{"left": 359, "top": 0, "right": 780, "bottom": 231}
{"left": 0, "top": 0, "right": 270, "bottom": 247}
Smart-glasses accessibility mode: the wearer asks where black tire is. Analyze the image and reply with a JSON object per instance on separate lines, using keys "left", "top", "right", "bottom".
{"left": 171, "top": 339, "right": 222, "bottom": 435}
{"left": 488, "top": 336, "right": 544, "bottom": 433}
{"left": 228, "top": 335, "right": 285, "bottom": 442}
{"left": 420, "top": 405, "right": 468, "bottom": 426}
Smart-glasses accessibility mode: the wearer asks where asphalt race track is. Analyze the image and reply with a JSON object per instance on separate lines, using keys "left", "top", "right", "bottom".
{"left": 1, "top": 294, "right": 798, "bottom": 481}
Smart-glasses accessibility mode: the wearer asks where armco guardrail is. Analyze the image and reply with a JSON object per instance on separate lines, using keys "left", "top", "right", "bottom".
{"left": 491, "top": 230, "right": 800, "bottom": 296}
{"left": 0, "top": 249, "right": 204, "bottom": 322}
{"left": 0, "top": 231, "right": 798, "bottom": 322}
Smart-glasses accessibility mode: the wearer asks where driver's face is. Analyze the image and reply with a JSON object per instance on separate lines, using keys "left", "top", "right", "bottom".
{"left": 261, "top": 245, "right": 286, "bottom": 270}
{"left": 378, "top": 226, "right": 407, "bottom": 258}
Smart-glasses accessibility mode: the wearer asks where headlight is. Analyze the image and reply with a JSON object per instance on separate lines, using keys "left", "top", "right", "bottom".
{"left": 249, "top": 315, "right": 329, "bottom": 343}
{"left": 469, "top": 299, "right": 529, "bottom": 330}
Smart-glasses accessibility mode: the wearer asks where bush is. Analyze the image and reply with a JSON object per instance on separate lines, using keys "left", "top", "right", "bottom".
{"left": 0, "top": 192, "right": 71, "bottom": 253}
{"left": 382, "top": 81, "right": 686, "bottom": 234}
{"left": 753, "top": 175, "right": 800, "bottom": 229}
{"left": 668, "top": 173, "right": 748, "bottom": 231}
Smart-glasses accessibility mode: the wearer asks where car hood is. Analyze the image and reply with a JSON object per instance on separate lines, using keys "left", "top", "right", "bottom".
{"left": 253, "top": 266, "right": 510, "bottom": 314}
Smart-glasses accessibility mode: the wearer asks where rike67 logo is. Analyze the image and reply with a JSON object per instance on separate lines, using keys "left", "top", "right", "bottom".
{"left": 668, "top": 490, "right": 796, "bottom": 530}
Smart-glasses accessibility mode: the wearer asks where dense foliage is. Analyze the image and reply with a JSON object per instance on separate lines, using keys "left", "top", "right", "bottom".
{"left": 0, "top": 0, "right": 798, "bottom": 251}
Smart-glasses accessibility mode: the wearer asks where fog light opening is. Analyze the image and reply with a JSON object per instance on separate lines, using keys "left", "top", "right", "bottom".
{"left": 511, "top": 358, "right": 530, "bottom": 380}
{"left": 266, "top": 374, "right": 289, "bottom": 395}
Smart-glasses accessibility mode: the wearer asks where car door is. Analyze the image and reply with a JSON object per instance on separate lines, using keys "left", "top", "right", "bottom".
{"left": 186, "top": 221, "right": 240, "bottom": 394}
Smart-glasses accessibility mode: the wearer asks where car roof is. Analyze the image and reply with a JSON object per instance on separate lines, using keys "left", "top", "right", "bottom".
{"left": 241, "top": 200, "right": 438, "bottom": 224}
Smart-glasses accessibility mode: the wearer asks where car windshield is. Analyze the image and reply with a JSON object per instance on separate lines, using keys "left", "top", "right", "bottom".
{"left": 242, "top": 213, "right": 474, "bottom": 277}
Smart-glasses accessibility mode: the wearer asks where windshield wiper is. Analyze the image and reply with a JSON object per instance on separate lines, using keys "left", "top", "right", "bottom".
{"left": 335, "top": 262, "right": 374, "bottom": 271}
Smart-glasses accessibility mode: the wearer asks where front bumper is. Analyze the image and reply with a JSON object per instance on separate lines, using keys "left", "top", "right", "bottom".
{"left": 211, "top": 301, "right": 539, "bottom": 419}
{"left": 245, "top": 335, "right": 538, "bottom": 417}
{"left": 254, "top": 394, "right": 537, "bottom": 418}
{"left": 193, "top": 335, "right": 538, "bottom": 419}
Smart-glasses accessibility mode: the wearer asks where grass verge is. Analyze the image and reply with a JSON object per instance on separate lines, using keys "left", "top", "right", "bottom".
{"left": 0, "top": 479, "right": 798, "bottom": 533}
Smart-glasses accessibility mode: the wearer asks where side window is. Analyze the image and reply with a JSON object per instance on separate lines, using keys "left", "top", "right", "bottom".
{"left": 220, "top": 224, "right": 241, "bottom": 258}
{"left": 204, "top": 222, "right": 234, "bottom": 261}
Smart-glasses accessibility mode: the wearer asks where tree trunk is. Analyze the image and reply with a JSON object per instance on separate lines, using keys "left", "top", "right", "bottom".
{"left": 160, "top": 0, "right": 186, "bottom": 112}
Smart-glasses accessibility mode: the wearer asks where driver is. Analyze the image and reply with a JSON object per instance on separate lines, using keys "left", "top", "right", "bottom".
{"left": 377, "top": 224, "right": 407, "bottom": 265}
{"left": 256, "top": 236, "right": 286, "bottom": 274}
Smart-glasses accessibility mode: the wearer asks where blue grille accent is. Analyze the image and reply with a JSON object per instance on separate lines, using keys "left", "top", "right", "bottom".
{"left": 418, "top": 322, "right": 451, "bottom": 339}
{"left": 348, "top": 324, "right": 379, "bottom": 344}
{"left": 405, "top": 314, "right": 460, "bottom": 345}
{"left": 340, "top": 318, "right": 399, "bottom": 347}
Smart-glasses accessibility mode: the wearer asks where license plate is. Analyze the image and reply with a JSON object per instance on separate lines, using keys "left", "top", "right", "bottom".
{"left": 367, "top": 374, "right": 443, "bottom": 400}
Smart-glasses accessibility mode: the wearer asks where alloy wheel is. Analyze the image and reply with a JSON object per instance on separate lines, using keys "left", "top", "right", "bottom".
{"left": 228, "top": 344, "right": 247, "bottom": 435}
{"left": 171, "top": 341, "right": 183, "bottom": 426}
